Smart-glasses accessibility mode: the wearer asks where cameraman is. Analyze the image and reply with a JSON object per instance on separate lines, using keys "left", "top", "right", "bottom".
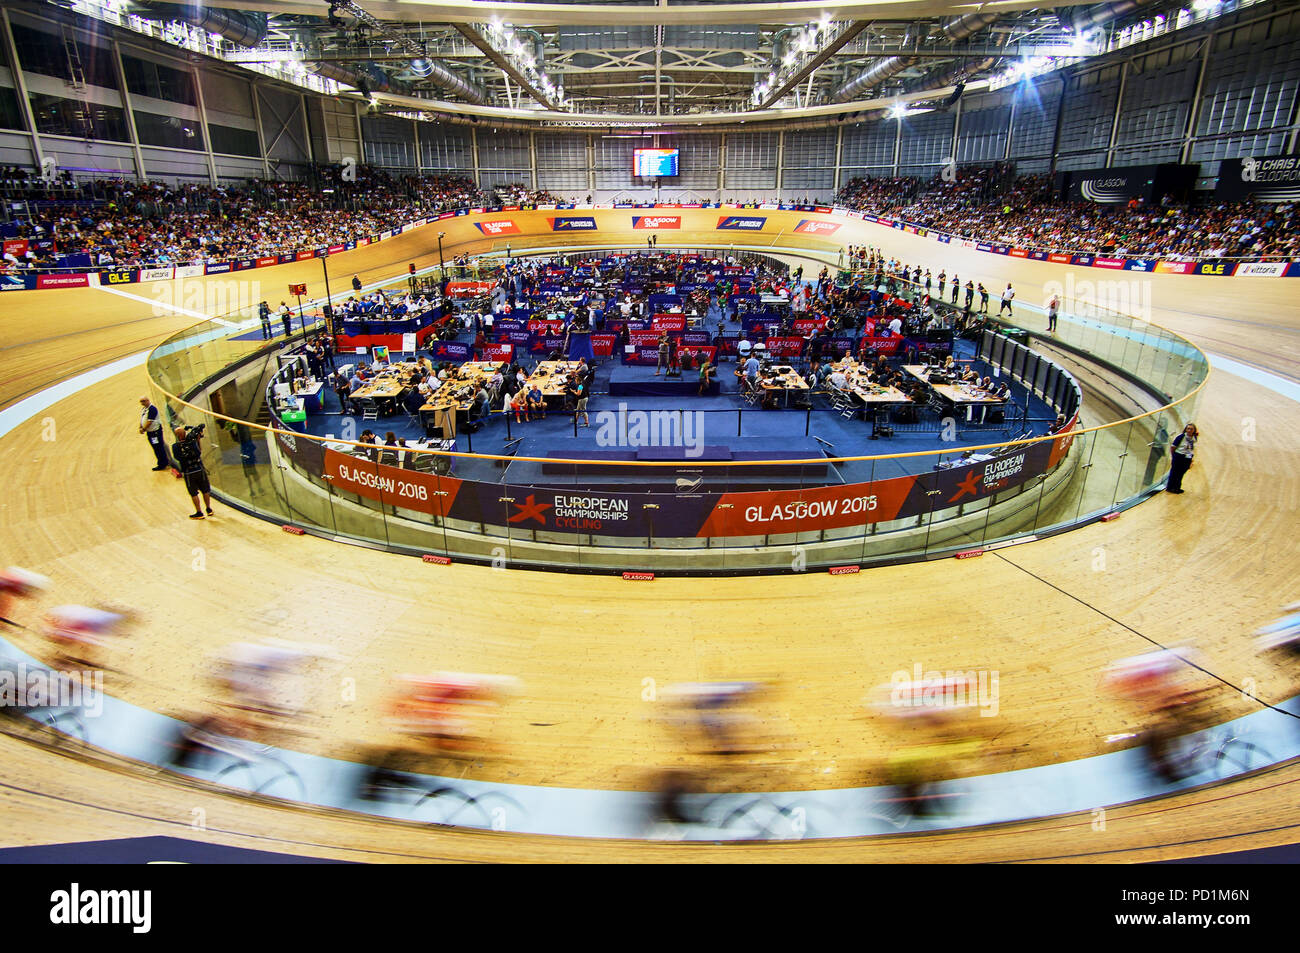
{"left": 172, "top": 425, "right": 213, "bottom": 519}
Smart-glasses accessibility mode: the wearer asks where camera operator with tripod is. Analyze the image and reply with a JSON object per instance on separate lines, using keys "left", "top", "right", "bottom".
{"left": 172, "top": 424, "right": 214, "bottom": 519}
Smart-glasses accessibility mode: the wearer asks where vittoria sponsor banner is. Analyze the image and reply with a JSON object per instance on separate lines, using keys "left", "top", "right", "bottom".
{"left": 548, "top": 217, "right": 597, "bottom": 231}
{"left": 36, "top": 273, "right": 89, "bottom": 288}
{"left": 1234, "top": 261, "right": 1289, "bottom": 277}
{"left": 632, "top": 215, "right": 681, "bottom": 229}
{"left": 475, "top": 219, "right": 521, "bottom": 236}
{"left": 716, "top": 215, "right": 766, "bottom": 231}
{"left": 794, "top": 219, "right": 841, "bottom": 236}
{"left": 138, "top": 266, "right": 175, "bottom": 282}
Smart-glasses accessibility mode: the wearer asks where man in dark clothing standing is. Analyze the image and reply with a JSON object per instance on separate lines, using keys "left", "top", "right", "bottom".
{"left": 138, "top": 396, "right": 170, "bottom": 471}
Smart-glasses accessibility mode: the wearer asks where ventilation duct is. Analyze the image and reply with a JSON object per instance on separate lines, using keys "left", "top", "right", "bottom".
{"left": 1069, "top": 0, "right": 1161, "bottom": 34}
{"left": 903, "top": 56, "right": 1000, "bottom": 94}
{"left": 829, "top": 55, "right": 917, "bottom": 103}
{"left": 309, "top": 61, "right": 407, "bottom": 95}
{"left": 140, "top": 4, "right": 268, "bottom": 47}
{"left": 331, "top": 0, "right": 489, "bottom": 104}
{"left": 828, "top": 13, "right": 999, "bottom": 104}
{"left": 416, "top": 58, "right": 489, "bottom": 105}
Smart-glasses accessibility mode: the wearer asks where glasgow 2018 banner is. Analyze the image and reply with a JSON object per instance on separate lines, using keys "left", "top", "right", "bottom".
{"left": 309, "top": 426, "right": 1076, "bottom": 539}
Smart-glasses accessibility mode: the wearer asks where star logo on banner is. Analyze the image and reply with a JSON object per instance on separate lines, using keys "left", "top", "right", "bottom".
{"left": 508, "top": 494, "right": 552, "bottom": 525}
{"left": 948, "top": 468, "right": 982, "bottom": 503}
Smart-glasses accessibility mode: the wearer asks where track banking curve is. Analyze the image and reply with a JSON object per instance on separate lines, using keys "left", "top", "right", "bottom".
{"left": 0, "top": 207, "right": 1297, "bottom": 861}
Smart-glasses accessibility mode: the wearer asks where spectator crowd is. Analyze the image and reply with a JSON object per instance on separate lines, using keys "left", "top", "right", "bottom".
{"left": 836, "top": 167, "right": 1298, "bottom": 261}
{"left": 0, "top": 166, "right": 486, "bottom": 272}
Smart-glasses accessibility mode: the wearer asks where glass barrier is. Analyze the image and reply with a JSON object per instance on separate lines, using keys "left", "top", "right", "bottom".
{"left": 147, "top": 253, "right": 1208, "bottom": 574}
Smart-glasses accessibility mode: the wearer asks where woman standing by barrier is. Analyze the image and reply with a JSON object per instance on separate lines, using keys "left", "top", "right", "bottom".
{"left": 1166, "top": 423, "right": 1198, "bottom": 494}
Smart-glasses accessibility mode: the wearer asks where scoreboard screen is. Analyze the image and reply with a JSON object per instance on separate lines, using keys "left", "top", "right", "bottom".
{"left": 633, "top": 148, "right": 679, "bottom": 177}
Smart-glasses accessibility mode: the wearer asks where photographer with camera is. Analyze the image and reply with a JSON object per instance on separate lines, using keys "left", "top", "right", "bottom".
{"left": 172, "top": 424, "right": 213, "bottom": 519}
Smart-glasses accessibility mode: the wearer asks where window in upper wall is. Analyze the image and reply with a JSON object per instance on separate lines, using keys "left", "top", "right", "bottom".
{"left": 28, "top": 92, "right": 128, "bottom": 141}
{"left": 0, "top": 86, "right": 25, "bottom": 131}
{"left": 121, "top": 55, "right": 197, "bottom": 106}
{"left": 134, "top": 109, "right": 205, "bottom": 150}
{"left": 208, "top": 122, "right": 260, "bottom": 157}
{"left": 10, "top": 23, "right": 119, "bottom": 90}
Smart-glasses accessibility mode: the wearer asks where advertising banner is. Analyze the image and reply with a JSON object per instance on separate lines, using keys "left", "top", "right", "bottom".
{"left": 1192, "top": 261, "right": 1235, "bottom": 276}
{"left": 1216, "top": 155, "right": 1300, "bottom": 203}
{"left": 36, "top": 273, "right": 89, "bottom": 289}
{"left": 548, "top": 217, "right": 598, "bottom": 231}
{"left": 794, "top": 220, "right": 840, "bottom": 236}
{"left": 763, "top": 336, "right": 805, "bottom": 358}
{"left": 475, "top": 220, "right": 520, "bottom": 236}
{"left": 323, "top": 448, "right": 458, "bottom": 517}
{"left": 716, "top": 216, "right": 767, "bottom": 231}
{"left": 632, "top": 215, "right": 681, "bottom": 229}
{"left": 429, "top": 341, "right": 472, "bottom": 362}
{"left": 1234, "top": 261, "right": 1288, "bottom": 277}
{"left": 480, "top": 342, "right": 514, "bottom": 362}
{"left": 98, "top": 268, "right": 137, "bottom": 286}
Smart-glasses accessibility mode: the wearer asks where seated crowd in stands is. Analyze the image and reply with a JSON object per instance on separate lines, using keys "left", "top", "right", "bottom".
{"left": 0, "top": 166, "right": 484, "bottom": 271}
{"left": 835, "top": 166, "right": 1298, "bottom": 261}
{"left": 491, "top": 182, "right": 560, "bottom": 206}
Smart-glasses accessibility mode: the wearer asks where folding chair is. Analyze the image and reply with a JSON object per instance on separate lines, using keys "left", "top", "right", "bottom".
{"left": 830, "top": 386, "right": 858, "bottom": 419}
{"left": 359, "top": 398, "right": 380, "bottom": 421}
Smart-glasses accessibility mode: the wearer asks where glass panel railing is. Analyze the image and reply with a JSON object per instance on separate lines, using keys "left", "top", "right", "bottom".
{"left": 145, "top": 255, "right": 1208, "bottom": 574}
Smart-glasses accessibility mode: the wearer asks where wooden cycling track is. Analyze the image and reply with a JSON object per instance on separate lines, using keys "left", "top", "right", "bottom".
{"left": 0, "top": 208, "right": 1296, "bottom": 862}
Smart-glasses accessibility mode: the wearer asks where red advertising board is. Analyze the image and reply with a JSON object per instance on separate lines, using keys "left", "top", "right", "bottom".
{"left": 323, "top": 449, "right": 460, "bottom": 516}
{"left": 475, "top": 220, "right": 521, "bottom": 236}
